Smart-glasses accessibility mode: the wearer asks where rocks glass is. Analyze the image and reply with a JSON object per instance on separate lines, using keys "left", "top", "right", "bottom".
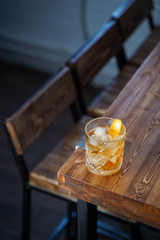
{"left": 85, "top": 117, "right": 126, "bottom": 176}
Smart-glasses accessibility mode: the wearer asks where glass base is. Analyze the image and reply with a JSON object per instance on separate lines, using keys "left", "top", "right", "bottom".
{"left": 85, "top": 161, "right": 122, "bottom": 176}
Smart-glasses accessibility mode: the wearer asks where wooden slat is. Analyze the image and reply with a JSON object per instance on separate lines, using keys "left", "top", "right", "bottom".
{"left": 58, "top": 43, "right": 160, "bottom": 229}
{"left": 130, "top": 26, "right": 160, "bottom": 66}
{"left": 112, "top": 0, "right": 153, "bottom": 42}
{"left": 30, "top": 115, "right": 92, "bottom": 194}
{"left": 67, "top": 20, "right": 122, "bottom": 88}
{"left": 88, "top": 64, "right": 138, "bottom": 117}
{"left": 5, "top": 67, "right": 77, "bottom": 154}
{"left": 105, "top": 45, "right": 160, "bottom": 120}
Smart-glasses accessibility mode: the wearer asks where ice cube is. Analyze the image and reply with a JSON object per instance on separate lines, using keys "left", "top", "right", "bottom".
{"left": 106, "top": 134, "right": 112, "bottom": 142}
{"left": 94, "top": 127, "right": 106, "bottom": 138}
{"left": 94, "top": 127, "right": 109, "bottom": 144}
{"left": 109, "top": 155, "right": 117, "bottom": 164}
{"left": 107, "top": 146, "right": 119, "bottom": 156}
{"left": 89, "top": 138, "right": 98, "bottom": 146}
{"left": 99, "top": 134, "right": 112, "bottom": 145}
{"left": 89, "top": 154, "right": 109, "bottom": 167}
{"left": 111, "top": 134, "right": 121, "bottom": 140}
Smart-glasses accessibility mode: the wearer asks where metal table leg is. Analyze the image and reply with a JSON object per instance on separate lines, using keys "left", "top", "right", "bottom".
{"left": 77, "top": 199, "right": 97, "bottom": 240}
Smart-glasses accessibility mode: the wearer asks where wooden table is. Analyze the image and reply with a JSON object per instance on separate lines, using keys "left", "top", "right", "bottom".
{"left": 58, "top": 42, "right": 160, "bottom": 239}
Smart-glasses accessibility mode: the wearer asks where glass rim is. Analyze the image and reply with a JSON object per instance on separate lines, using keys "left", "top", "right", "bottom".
{"left": 85, "top": 117, "right": 126, "bottom": 143}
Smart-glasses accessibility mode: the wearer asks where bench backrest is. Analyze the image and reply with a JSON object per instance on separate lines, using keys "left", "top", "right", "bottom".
{"left": 111, "top": 0, "right": 154, "bottom": 42}
{"left": 4, "top": 67, "right": 77, "bottom": 155}
{"left": 67, "top": 20, "right": 123, "bottom": 89}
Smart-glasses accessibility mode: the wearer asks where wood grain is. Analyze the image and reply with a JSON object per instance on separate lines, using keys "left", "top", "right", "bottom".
{"left": 6, "top": 67, "right": 77, "bottom": 153}
{"left": 67, "top": 20, "right": 122, "bottom": 88}
{"left": 58, "top": 42, "right": 160, "bottom": 229}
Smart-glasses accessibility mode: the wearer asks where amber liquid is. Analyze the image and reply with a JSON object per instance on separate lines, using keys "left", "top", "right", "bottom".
{"left": 85, "top": 127, "right": 125, "bottom": 176}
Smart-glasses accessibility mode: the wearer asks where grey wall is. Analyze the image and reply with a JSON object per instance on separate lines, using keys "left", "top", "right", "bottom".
{"left": 0, "top": 0, "right": 159, "bottom": 75}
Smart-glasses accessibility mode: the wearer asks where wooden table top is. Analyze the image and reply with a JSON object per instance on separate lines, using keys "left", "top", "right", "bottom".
{"left": 58, "top": 42, "right": 160, "bottom": 229}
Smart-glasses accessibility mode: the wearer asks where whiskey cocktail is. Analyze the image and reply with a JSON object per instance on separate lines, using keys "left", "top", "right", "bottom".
{"left": 85, "top": 117, "right": 126, "bottom": 176}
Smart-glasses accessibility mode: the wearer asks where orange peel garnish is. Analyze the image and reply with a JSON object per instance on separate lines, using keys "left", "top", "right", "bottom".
{"left": 109, "top": 119, "right": 122, "bottom": 136}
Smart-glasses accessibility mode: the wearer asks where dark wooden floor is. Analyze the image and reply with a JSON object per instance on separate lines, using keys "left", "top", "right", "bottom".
{"left": 1, "top": 60, "right": 160, "bottom": 240}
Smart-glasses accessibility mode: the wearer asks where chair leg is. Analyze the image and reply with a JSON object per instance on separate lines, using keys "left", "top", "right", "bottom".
{"left": 116, "top": 46, "right": 127, "bottom": 70}
{"left": 22, "top": 183, "right": 31, "bottom": 240}
{"left": 66, "top": 202, "right": 77, "bottom": 239}
{"left": 70, "top": 101, "right": 82, "bottom": 123}
{"left": 77, "top": 200, "right": 97, "bottom": 240}
{"left": 147, "top": 13, "right": 155, "bottom": 31}
{"left": 130, "top": 221, "right": 140, "bottom": 240}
